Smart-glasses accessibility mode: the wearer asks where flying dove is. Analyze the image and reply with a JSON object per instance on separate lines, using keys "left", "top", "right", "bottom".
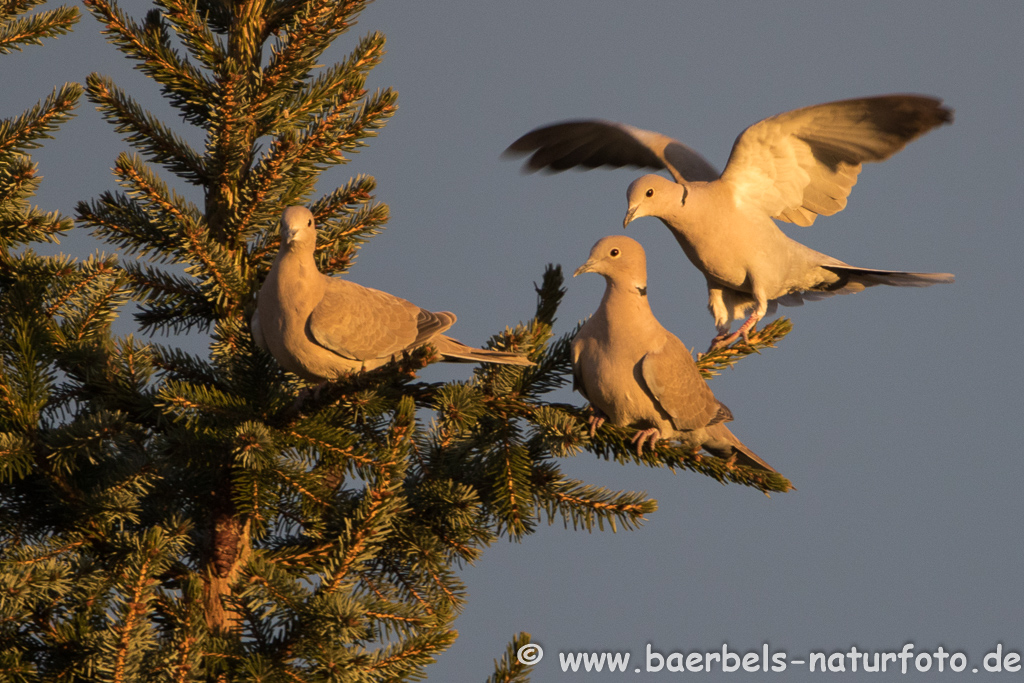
{"left": 507, "top": 95, "right": 955, "bottom": 351}
{"left": 572, "top": 235, "right": 775, "bottom": 472}
{"left": 252, "top": 206, "right": 533, "bottom": 381}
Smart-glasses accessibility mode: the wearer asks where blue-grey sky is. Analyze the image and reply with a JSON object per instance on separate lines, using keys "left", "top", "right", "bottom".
{"left": 7, "top": 1, "right": 1024, "bottom": 680}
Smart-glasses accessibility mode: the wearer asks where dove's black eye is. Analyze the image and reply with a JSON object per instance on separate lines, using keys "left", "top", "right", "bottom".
{"left": 610, "top": 248, "right": 620, "bottom": 257}
{"left": 307, "top": 219, "right": 312, "bottom": 227}
{"left": 645, "top": 189, "right": 654, "bottom": 198}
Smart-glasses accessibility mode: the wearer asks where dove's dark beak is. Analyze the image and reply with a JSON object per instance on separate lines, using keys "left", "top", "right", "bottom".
{"left": 573, "top": 260, "right": 595, "bottom": 278}
{"left": 623, "top": 207, "right": 637, "bottom": 229}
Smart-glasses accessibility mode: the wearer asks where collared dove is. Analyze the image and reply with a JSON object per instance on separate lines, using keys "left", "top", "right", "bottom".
{"left": 252, "top": 206, "right": 533, "bottom": 381}
{"left": 572, "top": 235, "right": 775, "bottom": 472}
{"left": 506, "top": 95, "right": 955, "bottom": 351}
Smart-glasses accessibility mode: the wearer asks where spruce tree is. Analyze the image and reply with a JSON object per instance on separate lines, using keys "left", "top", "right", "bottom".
{"left": 2, "top": 1, "right": 792, "bottom": 681}
{"left": 2, "top": 2, "right": 128, "bottom": 681}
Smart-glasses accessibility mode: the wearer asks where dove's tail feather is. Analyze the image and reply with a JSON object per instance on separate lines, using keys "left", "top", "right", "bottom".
{"left": 823, "top": 265, "right": 955, "bottom": 289}
{"left": 774, "top": 265, "right": 954, "bottom": 309}
{"left": 433, "top": 335, "right": 535, "bottom": 366}
{"left": 703, "top": 423, "right": 777, "bottom": 473}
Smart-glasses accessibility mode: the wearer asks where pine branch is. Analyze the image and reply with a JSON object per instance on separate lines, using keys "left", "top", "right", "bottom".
{"left": 292, "top": 87, "right": 398, "bottom": 170}
{"left": 259, "top": 29, "right": 386, "bottom": 135}
{"left": 153, "top": 0, "right": 223, "bottom": 73}
{"left": 155, "top": 378, "right": 255, "bottom": 432}
{"left": 0, "top": 3, "right": 78, "bottom": 54}
{"left": 0, "top": 310, "right": 56, "bottom": 429}
{"left": 523, "top": 404, "right": 584, "bottom": 459}
{"left": 85, "top": 75, "right": 208, "bottom": 185}
{"left": 696, "top": 317, "right": 793, "bottom": 378}
{"left": 0, "top": 431, "right": 34, "bottom": 482}
{"left": 533, "top": 263, "right": 566, "bottom": 328}
{"left": 583, "top": 417, "right": 795, "bottom": 495}
{"left": 0, "top": 82, "right": 82, "bottom": 157}
{"left": 516, "top": 329, "right": 575, "bottom": 399}
{"left": 360, "top": 630, "right": 459, "bottom": 682}
{"left": 77, "top": 190, "right": 188, "bottom": 263}
{"left": 82, "top": 0, "right": 215, "bottom": 127}
{"left": 149, "top": 343, "right": 220, "bottom": 386}
{"left": 48, "top": 253, "right": 130, "bottom": 345}
{"left": 192, "top": 0, "right": 232, "bottom": 35}
{"left": 487, "top": 632, "right": 536, "bottom": 683}
{"left": 231, "top": 87, "right": 396, "bottom": 241}
{"left": 274, "top": 348, "right": 437, "bottom": 423}
{"left": 147, "top": 581, "right": 206, "bottom": 683}
{"left": 96, "top": 526, "right": 191, "bottom": 683}
{"left": 0, "top": 153, "right": 42, "bottom": 215}
{"left": 361, "top": 598, "right": 437, "bottom": 637}
{"left": 404, "top": 478, "right": 491, "bottom": 566}
{"left": 279, "top": 416, "right": 369, "bottom": 470}
{"left": 320, "top": 399, "right": 413, "bottom": 595}
{"left": 123, "top": 261, "right": 217, "bottom": 335}
{"left": 203, "top": 70, "right": 258, "bottom": 229}
{"left": 258, "top": 1, "right": 371, "bottom": 120}
{"left": 388, "top": 534, "right": 467, "bottom": 609}
{"left": 78, "top": 161, "right": 249, "bottom": 317}
{"left": 0, "top": 198, "right": 70, "bottom": 248}
{"left": 43, "top": 408, "right": 132, "bottom": 476}
{"left": 432, "top": 382, "right": 488, "bottom": 437}
{"left": 111, "top": 151, "right": 203, "bottom": 231}
{"left": 534, "top": 471, "right": 658, "bottom": 532}
{"left": 481, "top": 422, "right": 535, "bottom": 540}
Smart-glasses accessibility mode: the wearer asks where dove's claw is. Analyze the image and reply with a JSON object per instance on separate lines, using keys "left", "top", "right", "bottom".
{"left": 586, "top": 406, "right": 608, "bottom": 438}
{"left": 709, "top": 312, "right": 761, "bottom": 352}
{"left": 630, "top": 428, "right": 661, "bottom": 457}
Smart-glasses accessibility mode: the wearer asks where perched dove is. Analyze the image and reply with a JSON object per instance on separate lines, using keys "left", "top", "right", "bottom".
{"left": 252, "top": 206, "right": 533, "bottom": 381}
{"left": 507, "top": 95, "right": 955, "bottom": 350}
{"left": 572, "top": 235, "right": 775, "bottom": 472}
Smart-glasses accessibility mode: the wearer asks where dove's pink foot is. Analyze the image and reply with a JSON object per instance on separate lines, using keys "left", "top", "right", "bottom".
{"left": 631, "top": 428, "right": 662, "bottom": 456}
{"left": 587, "top": 407, "right": 607, "bottom": 438}
{"left": 708, "top": 313, "right": 760, "bottom": 352}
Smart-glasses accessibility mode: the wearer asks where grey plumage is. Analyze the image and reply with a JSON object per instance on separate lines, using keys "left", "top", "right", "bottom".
{"left": 252, "top": 206, "right": 533, "bottom": 381}
{"left": 571, "top": 235, "right": 775, "bottom": 472}
{"left": 508, "top": 95, "right": 955, "bottom": 350}
{"left": 504, "top": 119, "right": 719, "bottom": 183}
